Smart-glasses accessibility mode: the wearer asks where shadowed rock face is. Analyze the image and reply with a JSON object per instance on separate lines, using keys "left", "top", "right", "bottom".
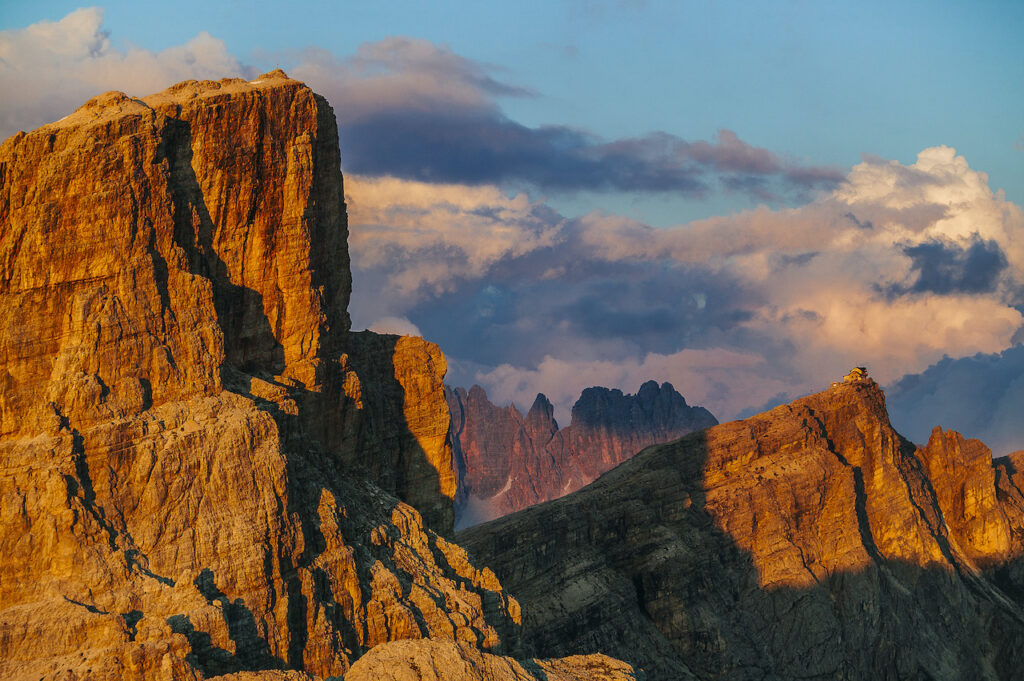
{"left": 459, "top": 378, "right": 1024, "bottom": 680}
{"left": 447, "top": 381, "right": 717, "bottom": 527}
{"left": 0, "top": 73, "right": 513, "bottom": 680}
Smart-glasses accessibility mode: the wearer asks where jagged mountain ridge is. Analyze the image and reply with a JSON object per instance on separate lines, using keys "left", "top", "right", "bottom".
{"left": 0, "top": 74, "right": 638, "bottom": 681}
{"left": 459, "top": 376, "right": 1024, "bottom": 680}
{"left": 447, "top": 380, "right": 717, "bottom": 527}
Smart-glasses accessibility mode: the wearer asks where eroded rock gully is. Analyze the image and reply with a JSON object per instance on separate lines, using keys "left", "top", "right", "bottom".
{"left": 0, "top": 74, "right": 637, "bottom": 681}
{"left": 460, "top": 378, "right": 1024, "bottom": 680}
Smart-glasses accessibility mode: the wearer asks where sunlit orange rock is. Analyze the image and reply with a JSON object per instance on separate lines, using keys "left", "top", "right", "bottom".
{"left": 0, "top": 73, "right": 514, "bottom": 680}
{"left": 460, "top": 378, "right": 1024, "bottom": 680}
{"left": 344, "top": 639, "right": 642, "bottom": 681}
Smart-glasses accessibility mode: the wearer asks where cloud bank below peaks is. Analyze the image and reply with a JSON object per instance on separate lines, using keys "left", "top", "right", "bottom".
{"left": 348, "top": 146, "right": 1024, "bottom": 423}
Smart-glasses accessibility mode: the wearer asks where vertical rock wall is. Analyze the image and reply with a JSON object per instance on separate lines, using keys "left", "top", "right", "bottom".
{"left": 0, "top": 73, "right": 487, "bottom": 680}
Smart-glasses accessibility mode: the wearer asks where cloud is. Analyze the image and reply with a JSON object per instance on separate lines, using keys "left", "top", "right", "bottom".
{"left": 890, "top": 235, "right": 1008, "bottom": 296}
{"left": 345, "top": 174, "right": 563, "bottom": 308}
{"left": 887, "top": 345, "right": 1024, "bottom": 456}
{"left": 0, "top": 8, "right": 249, "bottom": 141}
{"left": 366, "top": 316, "right": 422, "bottom": 336}
{"left": 2, "top": 14, "right": 838, "bottom": 202}
{"left": 347, "top": 146, "right": 1024, "bottom": 422}
{"left": 289, "top": 39, "right": 841, "bottom": 199}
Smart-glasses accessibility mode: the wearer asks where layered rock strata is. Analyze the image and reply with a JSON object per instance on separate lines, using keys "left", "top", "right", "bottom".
{"left": 460, "top": 378, "right": 1024, "bottom": 680}
{"left": 447, "top": 381, "right": 716, "bottom": 526}
{"left": 0, "top": 73, "right": 529, "bottom": 680}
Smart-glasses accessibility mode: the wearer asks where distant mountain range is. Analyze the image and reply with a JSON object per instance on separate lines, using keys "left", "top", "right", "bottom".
{"left": 446, "top": 380, "right": 718, "bottom": 527}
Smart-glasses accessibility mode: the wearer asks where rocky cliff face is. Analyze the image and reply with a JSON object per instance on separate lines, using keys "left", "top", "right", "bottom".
{"left": 459, "top": 377, "right": 1024, "bottom": 680}
{"left": 0, "top": 74, "right": 632, "bottom": 681}
{"left": 447, "top": 381, "right": 717, "bottom": 527}
{"left": 0, "top": 72, "right": 348, "bottom": 436}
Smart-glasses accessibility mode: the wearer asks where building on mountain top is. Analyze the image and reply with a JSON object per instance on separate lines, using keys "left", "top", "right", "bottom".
{"left": 844, "top": 367, "right": 868, "bottom": 383}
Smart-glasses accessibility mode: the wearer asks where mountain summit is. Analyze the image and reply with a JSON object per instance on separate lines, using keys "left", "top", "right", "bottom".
{"left": 460, "top": 376, "right": 1024, "bottom": 680}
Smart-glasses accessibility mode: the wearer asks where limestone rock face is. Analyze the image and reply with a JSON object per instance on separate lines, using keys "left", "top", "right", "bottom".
{"left": 917, "top": 426, "right": 1011, "bottom": 565}
{"left": 343, "top": 640, "right": 641, "bottom": 681}
{"left": 460, "top": 379, "right": 1024, "bottom": 680}
{"left": 333, "top": 333, "right": 456, "bottom": 532}
{"left": 447, "top": 381, "right": 716, "bottom": 527}
{"left": 0, "top": 74, "right": 510, "bottom": 680}
{"left": 0, "top": 71, "right": 349, "bottom": 437}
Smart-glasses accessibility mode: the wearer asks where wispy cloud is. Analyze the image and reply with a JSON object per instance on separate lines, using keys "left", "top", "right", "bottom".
{"left": 885, "top": 235, "right": 1008, "bottom": 297}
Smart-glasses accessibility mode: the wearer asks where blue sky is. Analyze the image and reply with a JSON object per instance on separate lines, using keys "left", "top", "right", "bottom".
{"left": 3, "top": 2, "right": 1024, "bottom": 449}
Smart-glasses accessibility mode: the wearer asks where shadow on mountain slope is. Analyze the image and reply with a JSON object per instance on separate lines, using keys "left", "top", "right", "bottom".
{"left": 458, "top": 382, "right": 1024, "bottom": 680}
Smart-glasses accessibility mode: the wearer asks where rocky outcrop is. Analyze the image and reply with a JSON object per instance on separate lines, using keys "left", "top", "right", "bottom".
{"left": 447, "top": 381, "right": 717, "bottom": 527}
{"left": 460, "top": 378, "right": 1024, "bottom": 680}
{"left": 0, "top": 71, "right": 348, "bottom": 435}
{"left": 0, "top": 74, "right": 511, "bottom": 680}
{"left": 343, "top": 640, "right": 641, "bottom": 681}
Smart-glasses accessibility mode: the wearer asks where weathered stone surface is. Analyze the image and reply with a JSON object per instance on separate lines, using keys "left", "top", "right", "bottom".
{"left": 448, "top": 381, "right": 716, "bottom": 527}
{"left": 460, "top": 378, "right": 1024, "bottom": 680}
{"left": 0, "top": 74, "right": 512, "bottom": 680}
{"left": 331, "top": 333, "right": 456, "bottom": 532}
{"left": 917, "top": 427, "right": 1011, "bottom": 565}
{"left": 343, "top": 639, "right": 641, "bottom": 681}
{"left": 0, "top": 69, "right": 459, "bottom": 530}
{"left": 0, "top": 71, "right": 349, "bottom": 438}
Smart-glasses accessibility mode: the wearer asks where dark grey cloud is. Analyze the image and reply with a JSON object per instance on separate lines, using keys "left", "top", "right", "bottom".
{"left": 338, "top": 112, "right": 841, "bottom": 197}
{"left": 843, "top": 212, "right": 874, "bottom": 230}
{"left": 887, "top": 235, "right": 1008, "bottom": 296}
{"left": 391, "top": 242, "right": 761, "bottom": 371}
{"left": 887, "top": 345, "right": 1024, "bottom": 455}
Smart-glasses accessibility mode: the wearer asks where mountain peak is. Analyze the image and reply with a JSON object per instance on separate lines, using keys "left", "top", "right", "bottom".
{"left": 449, "top": 380, "right": 716, "bottom": 526}
{"left": 460, "top": 375, "right": 1024, "bottom": 679}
